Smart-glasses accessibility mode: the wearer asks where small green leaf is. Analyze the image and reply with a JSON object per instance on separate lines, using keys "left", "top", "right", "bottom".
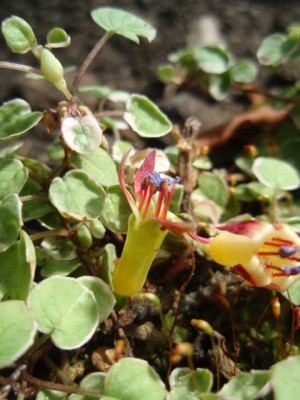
{"left": 112, "top": 140, "right": 133, "bottom": 163}
{"left": 46, "top": 28, "right": 71, "bottom": 49}
{"left": 198, "top": 172, "right": 228, "bottom": 207}
{"left": 20, "top": 177, "right": 53, "bottom": 222}
{"left": 0, "top": 300, "right": 37, "bottom": 368}
{"left": 91, "top": 7, "right": 156, "bottom": 43}
{"left": 77, "top": 224, "right": 93, "bottom": 249}
{"left": 208, "top": 71, "right": 231, "bottom": 100}
{"left": 61, "top": 115, "right": 103, "bottom": 154}
{"left": 87, "top": 219, "right": 106, "bottom": 239}
{"left": 283, "top": 280, "right": 300, "bottom": 305}
{"left": 71, "top": 147, "right": 118, "bottom": 187}
{"left": 79, "top": 85, "right": 112, "bottom": 99}
{"left": 69, "top": 372, "right": 105, "bottom": 400}
{"left": 231, "top": 61, "right": 258, "bottom": 83}
{"left": 0, "top": 159, "right": 28, "bottom": 199}
{"left": 78, "top": 276, "right": 116, "bottom": 322}
{"left": 100, "top": 184, "right": 132, "bottom": 233}
{"left": 219, "top": 370, "right": 270, "bottom": 400}
{"left": 252, "top": 157, "right": 300, "bottom": 190}
{"left": 100, "top": 117, "right": 128, "bottom": 131}
{"left": 0, "top": 99, "right": 42, "bottom": 141}
{"left": 41, "top": 258, "right": 82, "bottom": 278}
{"left": 99, "top": 243, "right": 117, "bottom": 287}
{"left": 247, "top": 182, "right": 276, "bottom": 201}
{"left": 271, "top": 356, "right": 300, "bottom": 400}
{"left": 257, "top": 32, "right": 299, "bottom": 65}
{"left": 37, "top": 389, "right": 67, "bottom": 400}
{"left": 0, "top": 193, "right": 22, "bottom": 252}
{"left": 156, "top": 64, "right": 178, "bottom": 84}
{"left": 169, "top": 368, "right": 213, "bottom": 400}
{"left": 49, "top": 170, "right": 106, "bottom": 221}
{"left": 194, "top": 46, "right": 230, "bottom": 74}
{"left": 1, "top": 16, "right": 36, "bottom": 53}
{"left": 28, "top": 276, "right": 99, "bottom": 349}
{"left": 103, "top": 358, "right": 166, "bottom": 400}
{"left": 0, "top": 230, "right": 35, "bottom": 300}
{"left": 41, "top": 236, "right": 77, "bottom": 261}
{"left": 124, "top": 94, "right": 172, "bottom": 137}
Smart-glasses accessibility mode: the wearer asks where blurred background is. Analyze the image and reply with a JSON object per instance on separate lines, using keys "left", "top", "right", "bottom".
{"left": 1, "top": 0, "right": 300, "bottom": 154}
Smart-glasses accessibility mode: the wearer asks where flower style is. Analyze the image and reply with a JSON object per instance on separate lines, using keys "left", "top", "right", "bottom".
{"left": 207, "top": 219, "right": 300, "bottom": 292}
{"left": 112, "top": 148, "right": 195, "bottom": 296}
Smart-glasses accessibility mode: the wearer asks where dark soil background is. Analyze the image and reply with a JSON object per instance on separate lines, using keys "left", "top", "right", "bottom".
{"left": 1, "top": 0, "right": 300, "bottom": 137}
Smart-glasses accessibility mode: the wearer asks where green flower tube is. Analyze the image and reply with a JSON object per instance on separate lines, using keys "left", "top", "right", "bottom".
{"left": 112, "top": 214, "right": 168, "bottom": 296}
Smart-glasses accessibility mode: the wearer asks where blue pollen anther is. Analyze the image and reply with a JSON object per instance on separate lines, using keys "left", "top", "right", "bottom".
{"left": 148, "top": 172, "right": 166, "bottom": 189}
{"left": 281, "top": 265, "right": 300, "bottom": 276}
{"left": 279, "top": 245, "right": 299, "bottom": 258}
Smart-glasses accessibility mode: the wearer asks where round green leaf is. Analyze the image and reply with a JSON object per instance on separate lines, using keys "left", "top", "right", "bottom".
{"left": 77, "top": 224, "right": 93, "bottom": 249}
{"left": 169, "top": 368, "right": 213, "bottom": 399}
{"left": 271, "top": 356, "right": 300, "bottom": 400}
{"left": 283, "top": 280, "right": 300, "bottom": 305}
{"left": 61, "top": 115, "right": 103, "bottom": 154}
{"left": 0, "top": 230, "right": 35, "bottom": 300}
{"left": 71, "top": 147, "right": 118, "bottom": 187}
{"left": 194, "top": 46, "right": 230, "bottom": 74}
{"left": 103, "top": 358, "right": 166, "bottom": 400}
{"left": 99, "top": 243, "right": 117, "bottom": 287}
{"left": 69, "top": 372, "right": 105, "bottom": 400}
{"left": 198, "top": 172, "right": 228, "bottom": 207}
{"left": 100, "top": 184, "right": 132, "bottom": 233}
{"left": 78, "top": 276, "right": 116, "bottom": 322}
{"left": 28, "top": 276, "right": 99, "bottom": 349}
{"left": 156, "top": 64, "right": 178, "bottom": 84}
{"left": 124, "top": 94, "right": 172, "bottom": 138}
{"left": 1, "top": 16, "right": 36, "bottom": 53}
{"left": 87, "top": 219, "right": 106, "bottom": 239}
{"left": 208, "top": 71, "right": 231, "bottom": 101}
{"left": 46, "top": 28, "right": 71, "bottom": 49}
{"left": 0, "top": 300, "right": 37, "bottom": 368}
{"left": 0, "top": 99, "right": 42, "bottom": 141}
{"left": 91, "top": 7, "right": 156, "bottom": 43}
{"left": 257, "top": 32, "right": 299, "bottom": 65}
{"left": 219, "top": 371, "right": 271, "bottom": 399}
{"left": 41, "top": 258, "right": 82, "bottom": 278}
{"left": 231, "top": 61, "right": 258, "bottom": 83}
{"left": 79, "top": 85, "right": 112, "bottom": 99}
{"left": 252, "top": 157, "right": 300, "bottom": 190}
{"left": 49, "top": 170, "right": 106, "bottom": 221}
{"left": 0, "top": 193, "right": 22, "bottom": 252}
{"left": 112, "top": 140, "right": 133, "bottom": 163}
{"left": 37, "top": 389, "right": 67, "bottom": 400}
{"left": 0, "top": 159, "right": 27, "bottom": 199}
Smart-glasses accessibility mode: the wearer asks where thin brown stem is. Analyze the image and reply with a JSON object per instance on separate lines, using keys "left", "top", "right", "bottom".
{"left": 111, "top": 310, "right": 134, "bottom": 357}
{"left": 30, "top": 229, "right": 69, "bottom": 242}
{"left": 0, "top": 61, "right": 41, "bottom": 75}
{"left": 72, "top": 32, "right": 113, "bottom": 92}
{"left": 95, "top": 110, "right": 125, "bottom": 119}
{"left": 21, "top": 373, "right": 102, "bottom": 397}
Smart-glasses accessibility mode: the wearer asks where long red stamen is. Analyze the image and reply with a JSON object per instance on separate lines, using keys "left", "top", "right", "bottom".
{"left": 263, "top": 242, "right": 282, "bottom": 247}
{"left": 258, "top": 251, "right": 281, "bottom": 256}
{"left": 161, "top": 188, "right": 173, "bottom": 219}
{"left": 285, "top": 256, "right": 300, "bottom": 262}
{"left": 142, "top": 186, "right": 154, "bottom": 220}
{"left": 154, "top": 189, "right": 165, "bottom": 218}
{"left": 271, "top": 237, "right": 294, "bottom": 245}
{"left": 138, "top": 185, "right": 148, "bottom": 212}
